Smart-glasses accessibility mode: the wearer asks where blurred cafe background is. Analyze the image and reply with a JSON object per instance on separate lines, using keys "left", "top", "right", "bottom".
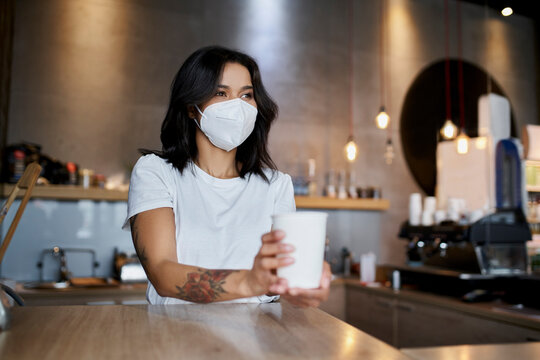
{"left": 1, "top": 0, "right": 540, "bottom": 349}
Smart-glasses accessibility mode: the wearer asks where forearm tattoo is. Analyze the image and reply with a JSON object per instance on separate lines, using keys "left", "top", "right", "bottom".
{"left": 130, "top": 215, "right": 237, "bottom": 303}
{"left": 129, "top": 214, "right": 148, "bottom": 267}
{"left": 176, "top": 269, "right": 238, "bottom": 303}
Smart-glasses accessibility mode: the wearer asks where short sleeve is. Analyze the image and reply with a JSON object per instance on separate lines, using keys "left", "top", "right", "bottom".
{"left": 273, "top": 173, "right": 296, "bottom": 214}
{"left": 122, "top": 154, "right": 174, "bottom": 230}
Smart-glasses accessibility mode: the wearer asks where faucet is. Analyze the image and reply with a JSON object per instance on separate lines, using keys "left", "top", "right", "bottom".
{"left": 53, "top": 247, "right": 71, "bottom": 283}
{"left": 37, "top": 247, "right": 98, "bottom": 283}
{"left": 37, "top": 247, "right": 72, "bottom": 283}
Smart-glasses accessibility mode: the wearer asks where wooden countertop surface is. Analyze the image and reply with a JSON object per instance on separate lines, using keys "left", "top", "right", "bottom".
{"left": 0, "top": 303, "right": 411, "bottom": 360}
{"left": 402, "top": 342, "right": 540, "bottom": 360}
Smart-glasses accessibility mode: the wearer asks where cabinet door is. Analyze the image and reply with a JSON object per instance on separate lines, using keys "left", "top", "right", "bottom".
{"left": 319, "top": 282, "right": 346, "bottom": 321}
{"left": 346, "top": 288, "right": 396, "bottom": 345}
{"left": 396, "top": 299, "right": 540, "bottom": 348}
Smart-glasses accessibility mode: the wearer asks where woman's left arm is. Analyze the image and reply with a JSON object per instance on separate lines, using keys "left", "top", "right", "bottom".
{"left": 279, "top": 261, "right": 332, "bottom": 308}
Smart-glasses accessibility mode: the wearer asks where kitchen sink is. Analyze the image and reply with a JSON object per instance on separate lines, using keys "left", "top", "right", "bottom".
{"left": 23, "top": 277, "right": 120, "bottom": 290}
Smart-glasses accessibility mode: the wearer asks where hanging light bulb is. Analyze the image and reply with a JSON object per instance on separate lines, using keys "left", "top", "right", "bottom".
{"left": 384, "top": 138, "right": 395, "bottom": 165}
{"left": 475, "top": 136, "right": 488, "bottom": 150}
{"left": 344, "top": 136, "right": 358, "bottom": 162}
{"left": 456, "top": 130, "right": 470, "bottom": 154}
{"left": 440, "top": 119, "right": 458, "bottom": 140}
{"left": 375, "top": 106, "right": 390, "bottom": 129}
{"left": 501, "top": 7, "right": 513, "bottom": 16}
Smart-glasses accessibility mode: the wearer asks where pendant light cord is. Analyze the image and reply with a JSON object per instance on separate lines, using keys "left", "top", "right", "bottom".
{"left": 484, "top": 0, "right": 492, "bottom": 94}
{"left": 379, "top": 0, "right": 385, "bottom": 110}
{"left": 456, "top": 0, "right": 465, "bottom": 131}
{"left": 381, "top": 0, "right": 392, "bottom": 138}
{"left": 348, "top": 0, "right": 354, "bottom": 137}
{"left": 444, "top": 0, "right": 452, "bottom": 122}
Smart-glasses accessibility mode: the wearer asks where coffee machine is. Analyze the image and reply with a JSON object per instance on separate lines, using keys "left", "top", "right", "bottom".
{"left": 399, "top": 139, "right": 531, "bottom": 276}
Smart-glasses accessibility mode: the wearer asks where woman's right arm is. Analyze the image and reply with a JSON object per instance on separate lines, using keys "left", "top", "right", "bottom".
{"left": 129, "top": 207, "right": 294, "bottom": 303}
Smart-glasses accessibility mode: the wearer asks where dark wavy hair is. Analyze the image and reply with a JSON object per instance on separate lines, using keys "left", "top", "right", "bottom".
{"left": 144, "top": 45, "right": 278, "bottom": 182}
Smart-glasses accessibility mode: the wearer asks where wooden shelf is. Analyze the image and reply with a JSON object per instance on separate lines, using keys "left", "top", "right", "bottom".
{"left": 527, "top": 185, "right": 540, "bottom": 192}
{"left": 294, "top": 196, "right": 390, "bottom": 211}
{"left": 1, "top": 184, "right": 390, "bottom": 210}
{"left": 1, "top": 184, "right": 128, "bottom": 201}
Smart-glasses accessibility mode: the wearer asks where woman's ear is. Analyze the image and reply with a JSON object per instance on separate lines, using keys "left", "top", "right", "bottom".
{"left": 187, "top": 105, "right": 196, "bottom": 119}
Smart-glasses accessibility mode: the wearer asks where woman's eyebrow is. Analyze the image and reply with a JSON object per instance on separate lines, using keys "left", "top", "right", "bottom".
{"left": 217, "top": 84, "right": 253, "bottom": 90}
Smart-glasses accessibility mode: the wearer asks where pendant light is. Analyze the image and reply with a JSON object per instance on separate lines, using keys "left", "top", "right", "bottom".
{"left": 440, "top": 119, "right": 458, "bottom": 140}
{"left": 376, "top": 0, "right": 390, "bottom": 130}
{"left": 376, "top": 107, "right": 390, "bottom": 129}
{"left": 343, "top": 0, "right": 358, "bottom": 162}
{"left": 456, "top": 132, "right": 469, "bottom": 154}
{"left": 377, "top": 0, "right": 394, "bottom": 164}
{"left": 455, "top": 0, "right": 469, "bottom": 155}
{"left": 345, "top": 136, "right": 358, "bottom": 162}
{"left": 439, "top": 0, "right": 457, "bottom": 141}
{"left": 384, "top": 138, "right": 395, "bottom": 165}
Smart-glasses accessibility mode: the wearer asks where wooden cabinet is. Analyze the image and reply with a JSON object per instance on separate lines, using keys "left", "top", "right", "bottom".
{"left": 318, "top": 280, "right": 346, "bottom": 321}
{"left": 345, "top": 285, "right": 540, "bottom": 348}
{"left": 346, "top": 287, "right": 395, "bottom": 345}
{"left": 395, "top": 299, "right": 540, "bottom": 347}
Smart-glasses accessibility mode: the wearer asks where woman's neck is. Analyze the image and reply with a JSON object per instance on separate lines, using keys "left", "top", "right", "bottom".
{"left": 195, "top": 130, "right": 239, "bottom": 179}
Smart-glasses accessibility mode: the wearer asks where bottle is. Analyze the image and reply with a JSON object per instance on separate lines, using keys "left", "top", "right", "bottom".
{"left": 337, "top": 170, "right": 347, "bottom": 199}
{"left": 325, "top": 170, "right": 336, "bottom": 198}
{"left": 324, "top": 237, "right": 330, "bottom": 262}
{"left": 79, "top": 168, "right": 94, "bottom": 189}
{"left": 11, "top": 149, "right": 26, "bottom": 183}
{"left": 66, "top": 162, "right": 78, "bottom": 185}
{"left": 392, "top": 270, "right": 401, "bottom": 290}
{"left": 307, "top": 158, "right": 317, "bottom": 196}
{"left": 348, "top": 171, "right": 358, "bottom": 198}
{"left": 340, "top": 247, "right": 351, "bottom": 276}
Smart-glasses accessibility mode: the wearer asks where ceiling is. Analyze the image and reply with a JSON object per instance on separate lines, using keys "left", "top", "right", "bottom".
{"left": 462, "top": 0, "right": 540, "bottom": 21}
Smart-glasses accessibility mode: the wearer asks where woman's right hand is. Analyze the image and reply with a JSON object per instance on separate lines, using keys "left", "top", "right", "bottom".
{"left": 244, "top": 230, "right": 295, "bottom": 296}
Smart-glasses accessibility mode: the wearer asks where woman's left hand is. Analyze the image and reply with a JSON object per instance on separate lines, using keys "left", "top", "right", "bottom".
{"left": 280, "top": 261, "right": 332, "bottom": 308}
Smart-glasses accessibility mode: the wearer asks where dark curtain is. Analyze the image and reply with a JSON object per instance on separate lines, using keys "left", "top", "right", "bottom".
{"left": 0, "top": 0, "right": 15, "bottom": 174}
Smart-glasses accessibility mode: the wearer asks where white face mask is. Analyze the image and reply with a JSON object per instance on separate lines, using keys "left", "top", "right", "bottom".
{"left": 194, "top": 98, "right": 258, "bottom": 152}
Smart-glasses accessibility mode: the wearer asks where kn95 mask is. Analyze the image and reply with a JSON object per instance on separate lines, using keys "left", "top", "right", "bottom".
{"left": 194, "top": 98, "right": 258, "bottom": 152}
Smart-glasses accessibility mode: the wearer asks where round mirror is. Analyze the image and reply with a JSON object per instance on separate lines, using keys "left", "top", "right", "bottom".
{"left": 400, "top": 59, "right": 516, "bottom": 195}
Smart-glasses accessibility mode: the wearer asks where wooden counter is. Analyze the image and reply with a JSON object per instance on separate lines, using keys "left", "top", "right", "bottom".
{"left": 402, "top": 342, "right": 540, "bottom": 360}
{"left": 0, "top": 302, "right": 411, "bottom": 360}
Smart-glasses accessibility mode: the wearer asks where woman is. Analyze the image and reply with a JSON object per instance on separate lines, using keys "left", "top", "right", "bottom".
{"left": 124, "top": 46, "right": 331, "bottom": 306}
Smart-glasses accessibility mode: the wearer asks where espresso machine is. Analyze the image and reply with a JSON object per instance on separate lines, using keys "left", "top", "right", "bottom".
{"left": 396, "top": 139, "right": 538, "bottom": 303}
{"left": 400, "top": 139, "right": 531, "bottom": 275}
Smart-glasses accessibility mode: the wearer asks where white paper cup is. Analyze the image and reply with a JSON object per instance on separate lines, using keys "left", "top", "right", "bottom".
{"left": 409, "top": 193, "right": 422, "bottom": 225}
{"left": 272, "top": 211, "right": 328, "bottom": 289}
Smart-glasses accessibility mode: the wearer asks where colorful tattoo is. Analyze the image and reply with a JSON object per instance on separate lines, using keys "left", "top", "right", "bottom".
{"left": 130, "top": 214, "right": 148, "bottom": 266}
{"left": 176, "top": 269, "right": 237, "bottom": 303}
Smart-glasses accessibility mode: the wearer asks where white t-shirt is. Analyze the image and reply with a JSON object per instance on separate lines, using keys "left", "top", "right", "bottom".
{"left": 123, "top": 154, "right": 296, "bottom": 304}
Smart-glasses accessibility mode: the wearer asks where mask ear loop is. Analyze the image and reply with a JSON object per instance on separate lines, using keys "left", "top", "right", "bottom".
{"left": 192, "top": 105, "right": 204, "bottom": 131}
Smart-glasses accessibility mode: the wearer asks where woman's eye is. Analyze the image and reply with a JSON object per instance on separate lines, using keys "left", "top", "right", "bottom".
{"left": 215, "top": 91, "right": 226, "bottom": 97}
{"left": 241, "top": 92, "right": 253, "bottom": 99}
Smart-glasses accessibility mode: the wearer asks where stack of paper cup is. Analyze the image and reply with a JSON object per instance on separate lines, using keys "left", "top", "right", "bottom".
{"left": 447, "top": 198, "right": 461, "bottom": 222}
{"left": 409, "top": 193, "right": 422, "bottom": 226}
{"left": 434, "top": 210, "right": 447, "bottom": 224}
{"left": 360, "top": 252, "right": 377, "bottom": 283}
{"left": 421, "top": 196, "right": 436, "bottom": 226}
